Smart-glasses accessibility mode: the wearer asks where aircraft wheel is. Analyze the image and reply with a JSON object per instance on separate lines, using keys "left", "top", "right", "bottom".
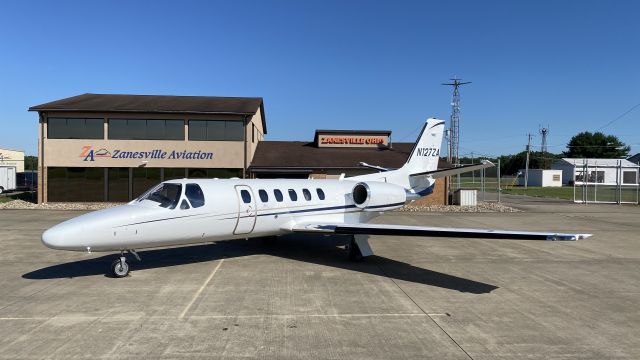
{"left": 110, "top": 257, "right": 129, "bottom": 278}
{"left": 347, "top": 237, "right": 363, "bottom": 262}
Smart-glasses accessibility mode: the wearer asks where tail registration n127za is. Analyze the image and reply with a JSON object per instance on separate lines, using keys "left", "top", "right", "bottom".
{"left": 42, "top": 118, "right": 591, "bottom": 277}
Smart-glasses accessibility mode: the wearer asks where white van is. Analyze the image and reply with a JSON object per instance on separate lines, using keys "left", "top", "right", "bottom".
{"left": 0, "top": 166, "right": 16, "bottom": 194}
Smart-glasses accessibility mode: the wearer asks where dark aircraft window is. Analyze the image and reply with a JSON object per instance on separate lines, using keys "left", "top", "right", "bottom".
{"left": 316, "top": 188, "right": 326, "bottom": 200}
{"left": 180, "top": 199, "right": 190, "bottom": 210}
{"left": 137, "top": 183, "right": 182, "bottom": 209}
{"left": 274, "top": 189, "right": 283, "bottom": 202}
{"left": 240, "top": 189, "right": 252, "bottom": 203}
{"left": 288, "top": 189, "right": 298, "bottom": 201}
{"left": 259, "top": 189, "right": 269, "bottom": 202}
{"left": 302, "top": 188, "right": 312, "bottom": 201}
{"left": 185, "top": 183, "right": 205, "bottom": 208}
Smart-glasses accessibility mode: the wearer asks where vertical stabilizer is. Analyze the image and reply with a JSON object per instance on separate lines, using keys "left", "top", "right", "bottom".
{"left": 403, "top": 118, "right": 445, "bottom": 176}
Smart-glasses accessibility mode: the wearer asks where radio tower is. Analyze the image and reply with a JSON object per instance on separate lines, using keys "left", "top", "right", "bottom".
{"left": 442, "top": 77, "right": 471, "bottom": 165}
{"left": 539, "top": 125, "right": 549, "bottom": 154}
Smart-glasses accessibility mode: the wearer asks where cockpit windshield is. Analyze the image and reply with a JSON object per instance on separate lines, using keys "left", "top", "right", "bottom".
{"left": 137, "top": 183, "right": 182, "bottom": 209}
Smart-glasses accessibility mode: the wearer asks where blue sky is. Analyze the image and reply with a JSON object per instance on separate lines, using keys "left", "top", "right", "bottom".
{"left": 1, "top": 0, "right": 638, "bottom": 157}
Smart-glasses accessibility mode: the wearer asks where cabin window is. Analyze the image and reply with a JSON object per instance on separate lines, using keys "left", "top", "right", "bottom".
{"left": 259, "top": 189, "right": 269, "bottom": 202}
{"left": 316, "top": 188, "right": 326, "bottom": 200}
{"left": 274, "top": 189, "right": 283, "bottom": 202}
{"left": 288, "top": 189, "right": 298, "bottom": 201}
{"left": 240, "top": 189, "right": 252, "bottom": 203}
{"left": 302, "top": 188, "right": 312, "bottom": 201}
{"left": 137, "top": 183, "right": 182, "bottom": 209}
{"left": 185, "top": 183, "right": 205, "bottom": 208}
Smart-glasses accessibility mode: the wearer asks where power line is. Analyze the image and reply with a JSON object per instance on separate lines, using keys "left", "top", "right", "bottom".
{"left": 596, "top": 101, "right": 640, "bottom": 131}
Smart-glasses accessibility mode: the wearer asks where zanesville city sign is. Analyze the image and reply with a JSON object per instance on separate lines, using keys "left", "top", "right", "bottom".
{"left": 80, "top": 146, "right": 214, "bottom": 162}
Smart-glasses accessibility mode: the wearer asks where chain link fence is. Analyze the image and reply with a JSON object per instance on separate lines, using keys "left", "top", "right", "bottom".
{"left": 450, "top": 159, "right": 639, "bottom": 205}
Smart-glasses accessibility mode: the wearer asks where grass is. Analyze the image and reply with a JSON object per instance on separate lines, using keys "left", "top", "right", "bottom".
{"left": 0, "top": 191, "right": 37, "bottom": 204}
{"left": 500, "top": 186, "right": 575, "bottom": 200}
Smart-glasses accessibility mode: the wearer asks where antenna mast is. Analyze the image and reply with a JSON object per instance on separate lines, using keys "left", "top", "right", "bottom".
{"left": 539, "top": 125, "right": 549, "bottom": 154}
{"left": 442, "top": 77, "right": 471, "bottom": 166}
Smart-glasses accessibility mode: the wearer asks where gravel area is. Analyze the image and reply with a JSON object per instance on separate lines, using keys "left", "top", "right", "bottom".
{"left": 398, "top": 202, "right": 521, "bottom": 212}
{"left": 0, "top": 200, "right": 124, "bottom": 210}
{"left": 0, "top": 199, "right": 521, "bottom": 213}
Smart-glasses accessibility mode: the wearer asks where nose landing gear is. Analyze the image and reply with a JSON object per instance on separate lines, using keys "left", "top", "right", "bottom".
{"left": 110, "top": 255, "right": 129, "bottom": 278}
{"left": 109, "top": 250, "right": 141, "bottom": 278}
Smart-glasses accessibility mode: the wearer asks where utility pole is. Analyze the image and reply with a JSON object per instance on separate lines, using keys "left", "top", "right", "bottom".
{"left": 525, "top": 133, "right": 532, "bottom": 189}
{"left": 471, "top": 151, "right": 475, "bottom": 183}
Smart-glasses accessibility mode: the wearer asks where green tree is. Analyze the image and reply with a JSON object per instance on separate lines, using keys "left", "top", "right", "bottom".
{"left": 25, "top": 156, "right": 38, "bottom": 171}
{"left": 497, "top": 151, "right": 562, "bottom": 175}
{"left": 565, "top": 132, "right": 630, "bottom": 158}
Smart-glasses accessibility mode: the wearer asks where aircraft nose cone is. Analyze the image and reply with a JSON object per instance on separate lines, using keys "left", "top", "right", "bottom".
{"left": 42, "top": 224, "right": 82, "bottom": 250}
{"left": 42, "top": 226, "right": 66, "bottom": 250}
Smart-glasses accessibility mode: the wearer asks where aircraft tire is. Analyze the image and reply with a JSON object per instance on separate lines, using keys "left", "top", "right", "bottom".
{"left": 111, "top": 258, "right": 129, "bottom": 278}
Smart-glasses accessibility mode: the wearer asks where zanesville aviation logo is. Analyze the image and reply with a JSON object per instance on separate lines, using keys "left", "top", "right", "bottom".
{"left": 80, "top": 146, "right": 214, "bottom": 162}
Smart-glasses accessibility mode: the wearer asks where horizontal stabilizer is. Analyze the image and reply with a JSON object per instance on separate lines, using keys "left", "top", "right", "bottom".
{"left": 290, "top": 222, "right": 591, "bottom": 241}
{"left": 411, "top": 160, "right": 494, "bottom": 179}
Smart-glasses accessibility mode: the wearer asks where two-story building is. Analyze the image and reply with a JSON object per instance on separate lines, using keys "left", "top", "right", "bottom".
{"left": 30, "top": 93, "right": 266, "bottom": 203}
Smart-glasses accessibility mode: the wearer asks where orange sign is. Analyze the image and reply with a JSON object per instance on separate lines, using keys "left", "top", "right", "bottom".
{"left": 320, "top": 136, "right": 385, "bottom": 145}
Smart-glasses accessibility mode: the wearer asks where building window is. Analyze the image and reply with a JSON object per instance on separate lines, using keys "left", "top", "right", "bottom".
{"left": 588, "top": 171, "right": 605, "bottom": 183}
{"left": 132, "top": 168, "right": 161, "bottom": 198}
{"left": 48, "top": 118, "right": 103, "bottom": 139}
{"left": 623, "top": 171, "right": 637, "bottom": 184}
{"left": 187, "top": 168, "right": 242, "bottom": 178}
{"left": 48, "top": 167, "right": 105, "bottom": 202}
{"left": 163, "top": 168, "right": 186, "bottom": 181}
{"left": 188, "top": 120, "right": 244, "bottom": 141}
{"left": 109, "top": 119, "right": 184, "bottom": 140}
{"left": 108, "top": 168, "right": 129, "bottom": 202}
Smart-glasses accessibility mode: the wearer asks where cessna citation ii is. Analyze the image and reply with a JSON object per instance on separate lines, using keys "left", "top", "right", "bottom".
{"left": 42, "top": 118, "right": 591, "bottom": 277}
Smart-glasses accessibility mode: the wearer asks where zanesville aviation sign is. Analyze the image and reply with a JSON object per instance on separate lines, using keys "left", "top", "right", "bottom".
{"left": 80, "top": 146, "right": 214, "bottom": 162}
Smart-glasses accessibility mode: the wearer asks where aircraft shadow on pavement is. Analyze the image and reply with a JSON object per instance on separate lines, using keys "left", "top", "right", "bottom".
{"left": 23, "top": 234, "right": 498, "bottom": 294}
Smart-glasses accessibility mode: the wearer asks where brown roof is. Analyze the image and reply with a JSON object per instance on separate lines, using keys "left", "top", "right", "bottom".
{"left": 250, "top": 141, "right": 449, "bottom": 170}
{"left": 29, "top": 93, "right": 267, "bottom": 133}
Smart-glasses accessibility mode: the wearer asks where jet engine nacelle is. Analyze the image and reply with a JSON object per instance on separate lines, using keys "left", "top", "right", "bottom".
{"left": 351, "top": 182, "right": 407, "bottom": 211}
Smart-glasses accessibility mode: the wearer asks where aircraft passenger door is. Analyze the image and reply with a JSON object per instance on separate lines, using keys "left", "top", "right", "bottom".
{"left": 233, "top": 185, "right": 257, "bottom": 235}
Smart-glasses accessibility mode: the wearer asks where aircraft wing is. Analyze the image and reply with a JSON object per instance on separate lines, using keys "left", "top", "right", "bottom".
{"left": 289, "top": 222, "right": 591, "bottom": 241}
{"left": 410, "top": 160, "right": 494, "bottom": 179}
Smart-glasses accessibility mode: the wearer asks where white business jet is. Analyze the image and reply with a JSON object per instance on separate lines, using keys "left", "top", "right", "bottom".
{"left": 42, "top": 118, "right": 591, "bottom": 277}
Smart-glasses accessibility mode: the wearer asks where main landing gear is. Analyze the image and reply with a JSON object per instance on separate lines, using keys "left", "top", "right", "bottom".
{"left": 110, "top": 250, "right": 141, "bottom": 278}
{"left": 346, "top": 235, "right": 375, "bottom": 262}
